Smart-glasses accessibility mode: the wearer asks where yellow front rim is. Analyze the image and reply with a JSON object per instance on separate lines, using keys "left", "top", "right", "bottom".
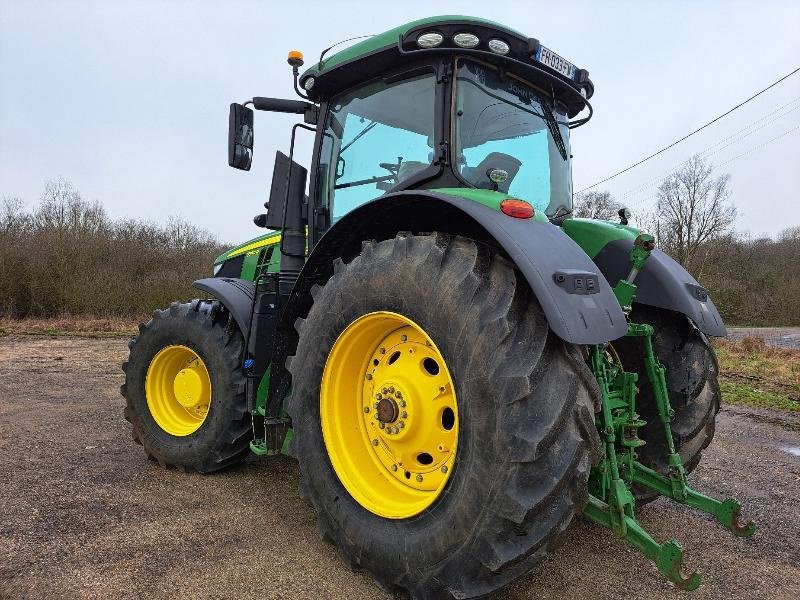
{"left": 145, "top": 345, "right": 211, "bottom": 436}
{"left": 321, "top": 311, "right": 459, "bottom": 519}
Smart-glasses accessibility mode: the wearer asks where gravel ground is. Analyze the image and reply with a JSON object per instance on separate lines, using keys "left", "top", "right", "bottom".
{"left": 1, "top": 335, "right": 798, "bottom": 599}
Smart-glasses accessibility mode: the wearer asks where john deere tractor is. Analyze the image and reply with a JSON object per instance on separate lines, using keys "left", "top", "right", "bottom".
{"left": 122, "top": 16, "right": 754, "bottom": 598}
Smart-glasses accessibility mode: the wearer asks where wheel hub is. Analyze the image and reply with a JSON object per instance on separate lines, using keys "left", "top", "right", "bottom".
{"left": 375, "top": 395, "right": 399, "bottom": 423}
{"left": 174, "top": 367, "right": 204, "bottom": 408}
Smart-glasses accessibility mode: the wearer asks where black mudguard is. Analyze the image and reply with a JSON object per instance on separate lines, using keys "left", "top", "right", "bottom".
{"left": 295, "top": 192, "right": 628, "bottom": 345}
{"left": 192, "top": 277, "right": 254, "bottom": 338}
{"left": 593, "top": 239, "right": 727, "bottom": 337}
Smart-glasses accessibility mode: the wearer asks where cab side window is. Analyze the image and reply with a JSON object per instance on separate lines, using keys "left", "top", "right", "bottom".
{"left": 316, "top": 72, "right": 436, "bottom": 225}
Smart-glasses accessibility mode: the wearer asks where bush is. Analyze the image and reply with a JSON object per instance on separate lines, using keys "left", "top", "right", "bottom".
{"left": 0, "top": 179, "right": 225, "bottom": 317}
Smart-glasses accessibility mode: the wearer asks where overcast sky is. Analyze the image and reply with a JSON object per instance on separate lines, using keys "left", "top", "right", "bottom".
{"left": 1, "top": 0, "right": 798, "bottom": 244}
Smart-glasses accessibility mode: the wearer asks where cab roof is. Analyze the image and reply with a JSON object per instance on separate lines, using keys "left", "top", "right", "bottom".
{"left": 299, "top": 15, "right": 593, "bottom": 119}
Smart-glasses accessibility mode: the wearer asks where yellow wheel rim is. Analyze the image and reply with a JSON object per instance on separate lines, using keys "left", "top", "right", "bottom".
{"left": 145, "top": 345, "right": 211, "bottom": 436}
{"left": 321, "top": 311, "right": 459, "bottom": 519}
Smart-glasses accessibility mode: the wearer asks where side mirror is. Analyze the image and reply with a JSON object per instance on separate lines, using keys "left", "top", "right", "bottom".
{"left": 228, "top": 103, "right": 254, "bottom": 170}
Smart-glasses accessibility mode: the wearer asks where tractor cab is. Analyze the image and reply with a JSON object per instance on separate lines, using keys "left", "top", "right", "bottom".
{"left": 315, "top": 57, "right": 575, "bottom": 228}
{"left": 226, "top": 16, "right": 593, "bottom": 246}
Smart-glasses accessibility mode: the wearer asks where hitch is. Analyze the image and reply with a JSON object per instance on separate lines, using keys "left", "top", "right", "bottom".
{"left": 585, "top": 326, "right": 755, "bottom": 590}
{"left": 587, "top": 233, "right": 755, "bottom": 588}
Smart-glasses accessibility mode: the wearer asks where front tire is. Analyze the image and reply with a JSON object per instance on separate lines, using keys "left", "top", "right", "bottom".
{"left": 287, "top": 233, "right": 600, "bottom": 599}
{"left": 121, "top": 301, "right": 252, "bottom": 473}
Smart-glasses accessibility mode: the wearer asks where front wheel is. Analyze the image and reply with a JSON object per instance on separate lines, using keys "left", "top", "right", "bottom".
{"left": 286, "top": 233, "right": 600, "bottom": 599}
{"left": 121, "top": 301, "right": 252, "bottom": 472}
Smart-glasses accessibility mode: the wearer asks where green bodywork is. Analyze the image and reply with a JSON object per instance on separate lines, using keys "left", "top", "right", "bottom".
{"left": 561, "top": 217, "right": 640, "bottom": 257}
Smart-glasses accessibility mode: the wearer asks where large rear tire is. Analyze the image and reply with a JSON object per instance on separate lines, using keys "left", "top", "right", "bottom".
{"left": 286, "top": 233, "right": 601, "bottom": 599}
{"left": 121, "top": 301, "right": 252, "bottom": 473}
{"left": 614, "top": 306, "right": 720, "bottom": 488}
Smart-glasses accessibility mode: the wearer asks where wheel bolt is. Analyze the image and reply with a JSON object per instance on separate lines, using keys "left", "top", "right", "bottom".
{"left": 416, "top": 474, "right": 423, "bottom": 482}
{"left": 372, "top": 439, "right": 379, "bottom": 446}
{"left": 441, "top": 465, "right": 448, "bottom": 473}
{"left": 364, "top": 407, "right": 370, "bottom": 413}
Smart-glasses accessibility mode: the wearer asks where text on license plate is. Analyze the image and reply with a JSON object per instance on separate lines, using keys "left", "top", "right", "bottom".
{"left": 535, "top": 45, "right": 577, "bottom": 80}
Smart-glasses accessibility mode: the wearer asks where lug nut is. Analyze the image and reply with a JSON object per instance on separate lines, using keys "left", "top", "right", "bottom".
{"left": 374, "top": 402, "right": 379, "bottom": 408}
{"left": 395, "top": 391, "right": 402, "bottom": 399}
{"left": 374, "top": 413, "right": 379, "bottom": 420}
{"left": 382, "top": 387, "right": 388, "bottom": 394}
{"left": 366, "top": 373, "right": 372, "bottom": 380}
{"left": 388, "top": 386, "right": 395, "bottom": 394}
{"left": 379, "top": 348, "right": 386, "bottom": 354}
{"left": 364, "top": 407, "right": 370, "bottom": 413}
{"left": 399, "top": 400, "right": 407, "bottom": 408}
{"left": 379, "top": 422, "right": 385, "bottom": 429}
{"left": 416, "top": 474, "right": 423, "bottom": 482}
{"left": 441, "top": 465, "right": 448, "bottom": 473}
{"left": 401, "top": 411, "right": 407, "bottom": 418}
{"left": 372, "top": 439, "right": 379, "bottom": 446}
{"left": 401, "top": 335, "right": 407, "bottom": 342}
{"left": 391, "top": 464, "right": 398, "bottom": 472}
{"left": 398, "top": 421, "right": 405, "bottom": 429}
{"left": 375, "top": 393, "right": 381, "bottom": 400}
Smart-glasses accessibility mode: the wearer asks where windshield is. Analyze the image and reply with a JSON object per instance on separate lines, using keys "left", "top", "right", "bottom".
{"left": 454, "top": 60, "right": 573, "bottom": 217}
{"left": 317, "top": 71, "right": 436, "bottom": 223}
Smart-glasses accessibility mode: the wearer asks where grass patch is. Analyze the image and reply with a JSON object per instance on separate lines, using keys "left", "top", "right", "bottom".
{"left": 714, "top": 337, "right": 800, "bottom": 412}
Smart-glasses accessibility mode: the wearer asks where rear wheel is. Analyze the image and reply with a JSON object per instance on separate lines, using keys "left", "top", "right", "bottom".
{"left": 121, "top": 301, "right": 252, "bottom": 472}
{"left": 287, "top": 233, "right": 601, "bottom": 599}
{"left": 613, "top": 306, "right": 720, "bottom": 497}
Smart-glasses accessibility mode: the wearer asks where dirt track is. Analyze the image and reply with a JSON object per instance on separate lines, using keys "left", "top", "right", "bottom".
{"left": 1, "top": 335, "right": 799, "bottom": 599}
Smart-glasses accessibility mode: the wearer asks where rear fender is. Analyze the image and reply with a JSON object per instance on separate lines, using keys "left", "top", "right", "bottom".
{"left": 291, "top": 191, "right": 628, "bottom": 344}
{"left": 593, "top": 239, "right": 727, "bottom": 337}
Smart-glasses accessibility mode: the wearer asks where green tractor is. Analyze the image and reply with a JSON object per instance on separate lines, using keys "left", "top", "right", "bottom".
{"left": 122, "top": 16, "right": 754, "bottom": 597}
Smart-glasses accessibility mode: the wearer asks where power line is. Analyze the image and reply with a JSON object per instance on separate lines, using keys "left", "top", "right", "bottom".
{"left": 577, "top": 66, "right": 800, "bottom": 193}
{"left": 622, "top": 122, "right": 800, "bottom": 210}
{"left": 617, "top": 98, "right": 800, "bottom": 201}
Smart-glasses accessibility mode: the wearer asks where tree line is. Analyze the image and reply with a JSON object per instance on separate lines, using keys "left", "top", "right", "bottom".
{"left": 1, "top": 162, "right": 797, "bottom": 326}
{"left": 0, "top": 178, "right": 224, "bottom": 317}
{"left": 574, "top": 155, "right": 799, "bottom": 326}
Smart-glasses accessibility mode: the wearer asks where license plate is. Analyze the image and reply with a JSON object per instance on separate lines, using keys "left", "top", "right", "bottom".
{"left": 535, "top": 45, "right": 577, "bottom": 80}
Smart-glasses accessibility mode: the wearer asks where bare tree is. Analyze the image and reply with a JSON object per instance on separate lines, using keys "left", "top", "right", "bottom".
{"left": 35, "top": 177, "right": 107, "bottom": 234}
{"left": 573, "top": 190, "right": 618, "bottom": 220}
{"left": 653, "top": 155, "right": 736, "bottom": 272}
